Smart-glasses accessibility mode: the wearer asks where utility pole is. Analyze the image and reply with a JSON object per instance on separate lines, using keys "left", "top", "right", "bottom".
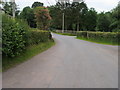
{"left": 11, "top": 0, "right": 15, "bottom": 18}
{"left": 62, "top": 13, "right": 64, "bottom": 33}
{"left": 58, "top": 0, "right": 70, "bottom": 33}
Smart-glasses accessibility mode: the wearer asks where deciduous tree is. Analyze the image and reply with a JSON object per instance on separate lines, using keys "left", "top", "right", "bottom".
{"left": 34, "top": 7, "right": 51, "bottom": 30}
{"left": 20, "top": 6, "right": 36, "bottom": 28}
{"left": 32, "top": 2, "right": 43, "bottom": 8}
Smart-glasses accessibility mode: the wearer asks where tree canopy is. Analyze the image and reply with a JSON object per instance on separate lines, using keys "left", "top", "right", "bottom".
{"left": 2, "top": 2, "right": 20, "bottom": 17}
{"left": 32, "top": 2, "right": 44, "bottom": 8}
{"left": 20, "top": 6, "right": 36, "bottom": 28}
{"left": 34, "top": 7, "right": 51, "bottom": 30}
{"left": 48, "top": 1, "right": 119, "bottom": 32}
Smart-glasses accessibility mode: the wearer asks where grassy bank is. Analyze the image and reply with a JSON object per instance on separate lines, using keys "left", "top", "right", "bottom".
{"left": 77, "top": 37, "right": 119, "bottom": 46}
{"left": 3, "top": 40, "right": 55, "bottom": 71}
{"left": 77, "top": 31, "right": 119, "bottom": 46}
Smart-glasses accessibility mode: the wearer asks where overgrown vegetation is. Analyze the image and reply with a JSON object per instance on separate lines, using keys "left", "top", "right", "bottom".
{"left": 19, "top": 2, "right": 51, "bottom": 29}
{"left": 2, "top": 2, "right": 20, "bottom": 17}
{"left": 34, "top": 7, "right": 51, "bottom": 30}
{"left": 26, "top": 30, "right": 52, "bottom": 46}
{"left": 2, "top": 14, "right": 28, "bottom": 57}
{"left": 19, "top": 6, "right": 37, "bottom": 28}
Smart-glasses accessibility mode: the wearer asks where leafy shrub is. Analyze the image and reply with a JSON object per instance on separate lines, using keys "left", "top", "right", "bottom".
{"left": 2, "top": 14, "right": 27, "bottom": 57}
{"left": 26, "top": 29, "right": 52, "bottom": 46}
{"left": 2, "top": 14, "right": 52, "bottom": 57}
{"left": 77, "top": 31, "right": 87, "bottom": 38}
{"left": 34, "top": 7, "right": 51, "bottom": 30}
{"left": 112, "top": 29, "right": 120, "bottom": 32}
{"left": 77, "top": 31, "right": 119, "bottom": 45}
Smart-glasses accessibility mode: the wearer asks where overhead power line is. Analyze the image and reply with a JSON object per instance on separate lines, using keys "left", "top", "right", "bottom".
{"left": 46, "top": 0, "right": 52, "bottom": 6}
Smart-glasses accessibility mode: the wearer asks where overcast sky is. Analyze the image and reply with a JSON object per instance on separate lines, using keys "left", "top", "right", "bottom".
{"left": 9, "top": 0, "right": 119, "bottom": 12}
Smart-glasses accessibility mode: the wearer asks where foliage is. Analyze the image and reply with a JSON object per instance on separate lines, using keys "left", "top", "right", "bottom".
{"left": 19, "top": 1, "right": 45, "bottom": 28}
{"left": 48, "top": 5, "right": 63, "bottom": 29}
{"left": 32, "top": 2, "right": 43, "bottom": 8}
{"left": 96, "top": 12, "right": 111, "bottom": 32}
{"left": 2, "top": 14, "right": 52, "bottom": 57}
{"left": 71, "top": 2, "right": 88, "bottom": 31}
{"left": 2, "top": 2, "right": 20, "bottom": 17}
{"left": 20, "top": 6, "right": 36, "bottom": 28}
{"left": 48, "top": 1, "right": 119, "bottom": 32}
{"left": 85, "top": 8, "right": 97, "bottom": 31}
{"left": 2, "top": 14, "right": 27, "bottom": 57}
{"left": 34, "top": 7, "right": 51, "bottom": 30}
{"left": 76, "top": 31, "right": 87, "bottom": 38}
{"left": 77, "top": 31, "right": 119, "bottom": 45}
{"left": 27, "top": 29, "right": 52, "bottom": 46}
{"left": 110, "top": 3, "right": 120, "bottom": 31}
{"left": 49, "top": 1, "right": 88, "bottom": 31}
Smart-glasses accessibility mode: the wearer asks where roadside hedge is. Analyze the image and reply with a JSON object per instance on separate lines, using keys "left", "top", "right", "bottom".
{"left": 2, "top": 14, "right": 52, "bottom": 57}
{"left": 2, "top": 15, "right": 27, "bottom": 57}
{"left": 77, "top": 31, "right": 120, "bottom": 45}
{"left": 26, "top": 30, "right": 52, "bottom": 46}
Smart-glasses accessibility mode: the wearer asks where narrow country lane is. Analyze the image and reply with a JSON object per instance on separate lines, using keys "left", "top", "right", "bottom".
{"left": 3, "top": 33, "right": 118, "bottom": 88}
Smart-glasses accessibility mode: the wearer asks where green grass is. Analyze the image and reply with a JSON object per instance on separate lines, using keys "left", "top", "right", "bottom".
{"left": 3, "top": 40, "right": 55, "bottom": 71}
{"left": 53, "top": 32, "right": 76, "bottom": 36}
{"left": 77, "top": 37, "right": 119, "bottom": 46}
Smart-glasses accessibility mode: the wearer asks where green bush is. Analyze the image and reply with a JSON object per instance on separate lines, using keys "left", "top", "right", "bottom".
{"left": 2, "top": 14, "right": 27, "bottom": 57}
{"left": 77, "top": 31, "right": 87, "bottom": 38}
{"left": 27, "top": 30, "right": 52, "bottom": 46}
{"left": 77, "top": 31, "right": 119, "bottom": 45}
{"left": 2, "top": 14, "right": 52, "bottom": 57}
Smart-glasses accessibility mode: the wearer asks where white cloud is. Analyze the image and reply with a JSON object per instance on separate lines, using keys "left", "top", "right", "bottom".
{"left": 85, "top": 0, "right": 118, "bottom": 12}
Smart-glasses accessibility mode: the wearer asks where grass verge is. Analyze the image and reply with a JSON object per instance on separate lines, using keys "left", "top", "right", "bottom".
{"left": 77, "top": 37, "right": 119, "bottom": 46}
{"left": 3, "top": 40, "right": 55, "bottom": 72}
